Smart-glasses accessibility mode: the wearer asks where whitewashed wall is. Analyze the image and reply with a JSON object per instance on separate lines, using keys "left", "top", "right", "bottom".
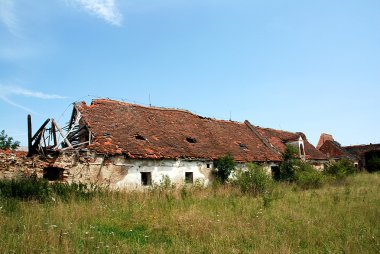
{"left": 52, "top": 152, "right": 280, "bottom": 190}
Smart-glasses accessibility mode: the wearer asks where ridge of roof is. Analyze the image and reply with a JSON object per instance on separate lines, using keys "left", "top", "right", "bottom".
{"left": 344, "top": 143, "right": 380, "bottom": 149}
{"left": 244, "top": 121, "right": 282, "bottom": 156}
{"left": 79, "top": 99, "right": 244, "bottom": 125}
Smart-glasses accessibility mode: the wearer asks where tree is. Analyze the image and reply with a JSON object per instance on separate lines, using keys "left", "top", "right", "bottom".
{"left": 214, "top": 154, "right": 236, "bottom": 183}
{"left": 0, "top": 130, "right": 20, "bottom": 150}
{"left": 279, "top": 145, "right": 299, "bottom": 181}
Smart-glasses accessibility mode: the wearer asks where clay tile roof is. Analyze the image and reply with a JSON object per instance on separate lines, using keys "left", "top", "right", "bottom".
{"left": 256, "top": 127, "right": 327, "bottom": 160}
{"left": 76, "top": 99, "right": 282, "bottom": 162}
{"left": 319, "top": 140, "right": 357, "bottom": 160}
{"left": 343, "top": 143, "right": 380, "bottom": 157}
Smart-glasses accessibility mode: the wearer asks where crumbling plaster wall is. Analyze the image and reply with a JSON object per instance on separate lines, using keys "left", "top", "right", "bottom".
{"left": 52, "top": 152, "right": 215, "bottom": 189}
{"left": 1, "top": 151, "right": 278, "bottom": 190}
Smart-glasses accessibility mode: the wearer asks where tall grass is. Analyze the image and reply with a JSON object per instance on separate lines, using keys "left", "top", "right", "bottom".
{"left": 0, "top": 173, "right": 379, "bottom": 253}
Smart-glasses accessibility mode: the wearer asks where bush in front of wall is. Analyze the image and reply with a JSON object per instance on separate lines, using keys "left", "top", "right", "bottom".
{"left": 325, "top": 158, "right": 357, "bottom": 181}
{"left": 234, "top": 163, "right": 273, "bottom": 196}
{"left": 294, "top": 162, "right": 326, "bottom": 190}
{"left": 279, "top": 145, "right": 299, "bottom": 182}
{"left": 213, "top": 154, "right": 237, "bottom": 184}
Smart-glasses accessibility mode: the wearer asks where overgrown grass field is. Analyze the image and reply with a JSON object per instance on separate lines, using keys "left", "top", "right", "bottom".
{"left": 0, "top": 173, "right": 379, "bottom": 253}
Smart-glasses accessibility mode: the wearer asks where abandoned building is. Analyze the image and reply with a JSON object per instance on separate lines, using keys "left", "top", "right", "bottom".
{"left": 317, "top": 133, "right": 380, "bottom": 171}
{"left": 1, "top": 99, "right": 327, "bottom": 188}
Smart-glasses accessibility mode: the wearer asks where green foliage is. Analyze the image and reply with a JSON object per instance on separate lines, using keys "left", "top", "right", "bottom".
{"left": 50, "top": 182, "right": 100, "bottom": 201}
{"left": 213, "top": 154, "right": 236, "bottom": 183}
{"left": 279, "top": 145, "right": 299, "bottom": 181}
{"left": 325, "top": 158, "right": 357, "bottom": 181}
{"left": 234, "top": 163, "right": 273, "bottom": 196}
{"left": 0, "top": 130, "right": 20, "bottom": 150}
{"left": 294, "top": 162, "right": 325, "bottom": 189}
{"left": 0, "top": 178, "right": 50, "bottom": 202}
{"left": 0, "top": 178, "right": 100, "bottom": 202}
{"left": 150, "top": 175, "right": 176, "bottom": 200}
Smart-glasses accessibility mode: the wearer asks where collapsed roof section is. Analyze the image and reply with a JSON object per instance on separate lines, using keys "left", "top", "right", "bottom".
{"left": 75, "top": 99, "right": 283, "bottom": 162}
{"left": 256, "top": 127, "right": 328, "bottom": 161}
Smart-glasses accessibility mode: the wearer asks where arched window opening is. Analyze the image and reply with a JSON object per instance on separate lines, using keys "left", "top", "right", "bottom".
{"left": 300, "top": 143, "right": 305, "bottom": 156}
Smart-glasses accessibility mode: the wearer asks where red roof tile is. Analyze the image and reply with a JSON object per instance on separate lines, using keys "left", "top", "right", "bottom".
{"left": 76, "top": 99, "right": 282, "bottom": 162}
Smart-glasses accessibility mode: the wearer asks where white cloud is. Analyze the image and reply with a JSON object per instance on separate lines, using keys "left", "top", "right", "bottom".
{"left": 0, "top": 95, "right": 37, "bottom": 114}
{"left": 0, "top": 85, "right": 67, "bottom": 99}
{"left": 68, "top": 0, "right": 123, "bottom": 26}
{"left": 0, "top": 85, "right": 67, "bottom": 113}
{"left": 0, "top": 0, "right": 22, "bottom": 38}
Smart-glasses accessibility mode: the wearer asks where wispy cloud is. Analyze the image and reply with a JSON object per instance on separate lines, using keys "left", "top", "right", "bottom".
{"left": 0, "top": 0, "right": 22, "bottom": 38}
{"left": 68, "top": 0, "right": 123, "bottom": 26}
{"left": 0, "top": 95, "right": 37, "bottom": 114}
{"left": 7, "top": 86, "right": 67, "bottom": 99}
{"left": 0, "top": 85, "right": 67, "bottom": 114}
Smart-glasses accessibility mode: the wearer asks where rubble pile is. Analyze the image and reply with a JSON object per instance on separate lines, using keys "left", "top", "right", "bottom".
{"left": 0, "top": 150, "right": 49, "bottom": 179}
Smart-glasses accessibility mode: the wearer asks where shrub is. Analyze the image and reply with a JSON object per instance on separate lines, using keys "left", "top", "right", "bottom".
{"left": 213, "top": 154, "right": 236, "bottom": 183}
{"left": 279, "top": 145, "right": 299, "bottom": 182}
{"left": 234, "top": 163, "right": 273, "bottom": 196}
{"left": 294, "top": 162, "right": 325, "bottom": 189}
{"left": 325, "top": 158, "right": 357, "bottom": 181}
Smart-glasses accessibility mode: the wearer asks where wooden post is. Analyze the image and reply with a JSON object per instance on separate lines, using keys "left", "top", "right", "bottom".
{"left": 52, "top": 121, "right": 57, "bottom": 147}
{"left": 27, "top": 114, "right": 32, "bottom": 155}
{"left": 31, "top": 119, "right": 50, "bottom": 141}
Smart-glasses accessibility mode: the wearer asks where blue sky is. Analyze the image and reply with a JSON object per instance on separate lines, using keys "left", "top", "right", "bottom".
{"left": 0, "top": 0, "right": 379, "bottom": 147}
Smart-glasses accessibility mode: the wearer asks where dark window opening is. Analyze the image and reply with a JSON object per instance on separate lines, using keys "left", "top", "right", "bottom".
{"left": 185, "top": 172, "right": 193, "bottom": 184}
{"left": 271, "top": 166, "right": 281, "bottom": 181}
{"left": 186, "top": 137, "right": 197, "bottom": 143}
{"left": 43, "top": 167, "right": 64, "bottom": 181}
{"left": 364, "top": 151, "right": 380, "bottom": 172}
{"left": 206, "top": 163, "right": 211, "bottom": 169}
{"left": 135, "top": 134, "right": 146, "bottom": 141}
{"left": 300, "top": 144, "right": 305, "bottom": 156}
{"left": 141, "top": 172, "right": 152, "bottom": 186}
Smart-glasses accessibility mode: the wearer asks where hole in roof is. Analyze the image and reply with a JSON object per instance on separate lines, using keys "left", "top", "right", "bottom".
{"left": 239, "top": 143, "right": 248, "bottom": 150}
{"left": 186, "top": 137, "right": 197, "bottom": 144}
{"left": 135, "top": 134, "right": 147, "bottom": 141}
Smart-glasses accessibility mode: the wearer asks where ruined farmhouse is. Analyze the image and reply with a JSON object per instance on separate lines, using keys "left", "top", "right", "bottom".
{"left": 1, "top": 99, "right": 327, "bottom": 189}
{"left": 317, "top": 133, "right": 380, "bottom": 172}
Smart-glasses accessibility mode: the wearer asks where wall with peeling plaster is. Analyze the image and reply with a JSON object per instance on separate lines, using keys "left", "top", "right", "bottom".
{"left": 0, "top": 151, "right": 280, "bottom": 190}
